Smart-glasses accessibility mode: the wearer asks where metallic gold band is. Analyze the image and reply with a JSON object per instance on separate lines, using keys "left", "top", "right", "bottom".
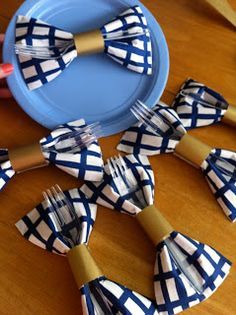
{"left": 222, "top": 105, "right": 236, "bottom": 127}
{"left": 74, "top": 30, "right": 104, "bottom": 55}
{"left": 8, "top": 143, "right": 47, "bottom": 173}
{"left": 175, "top": 134, "right": 212, "bottom": 168}
{"left": 136, "top": 205, "right": 174, "bottom": 245}
{"left": 67, "top": 244, "right": 103, "bottom": 289}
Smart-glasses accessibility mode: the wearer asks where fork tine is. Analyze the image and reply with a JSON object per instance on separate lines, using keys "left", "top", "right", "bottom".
{"left": 118, "top": 155, "right": 137, "bottom": 189}
{"left": 43, "top": 185, "right": 81, "bottom": 247}
{"left": 135, "top": 100, "right": 162, "bottom": 122}
{"left": 53, "top": 185, "right": 80, "bottom": 224}
{"left": 110, "top": 157, "right": 119, "bottom": 177}
{"left": 115, "top": 156, "right": 133, "bottom": 190}
{"left": 15, "top": 41, "right": 74, "bottom": 60}
{"left": 107, "top": 158, "right": 117, "bottom": 179}
{"left": 118, "top": 155, "right": 127, "bottom": 172}
{"left": 43, "top": 189, "right": 62, "bottom": 231}
{"left": 136, "top": 100, "right": 178, "bottom": 130}
{"left": 132, "top": 100, "right": 184, "bottom": 140}
{"left": 107, "top": 156, "right": 124, "bottom": 179}
{"left": 114, "top": 156, "right": 125, "bottom": 178}
{"left": 136, "top": 101, "right": 164, "bottom": 125}
{"left": 47, "top": 188, "right": 65, "bottom": 226}
{"left": 131, "top": 104, "right": 155, "bottom": 129}
{"left": 136, "top": 100, "right": 154, "bottom": 115}
{"left": 132, "top": 106, "right": 152, "bottom": 123}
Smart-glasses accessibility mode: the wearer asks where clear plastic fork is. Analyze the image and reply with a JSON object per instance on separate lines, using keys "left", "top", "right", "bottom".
{"left": 15, "top": 42, "right": 75, "bottom": 60}
{"left": 131, "top": 100, "right": 184, "bottom": 140}
{"left": 107, "top": 155, "right": 146, "bottom": 209}
{"left": 43, "top": 184, "right": 81, "bottom": 247}
{"left": 43, "top": 122, "right": 103, "bottom": 154}
{"left": 43, "top": 185, "right": 115, "bottom": 312}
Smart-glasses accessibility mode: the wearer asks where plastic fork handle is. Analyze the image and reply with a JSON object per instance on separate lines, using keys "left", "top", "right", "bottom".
{"left": 136, "top": 205, "right": 174, "bottom": 246}
{"left": 222, "top": 105, "right": 236, "bottom": 127}
{"left": 67, "top": 244, "right": 103, "bottom": 289}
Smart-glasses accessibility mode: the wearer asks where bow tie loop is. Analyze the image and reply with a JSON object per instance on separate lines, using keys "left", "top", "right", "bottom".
{"left": 118, "top": 102, "right": 236, "bottom": 222}
{"left": 172, "top": 78, "right": 236, "bottom": 129}
{"left": 16, "top": 185, "right": 159, "bottom": 314}
{"left": 0, "top": 119, "right": 104, "bottom": 192}
{"left": 16, "top": 6, "right": 153, "bottom": 90}
{"left": 155, "top": 231, "right": 231, "bottom": 315}
{"left": 81, "top": 154, "right": 232, "bottom": 314}
{"left": 118, "top": 102, "right": 186, "bottom": 156}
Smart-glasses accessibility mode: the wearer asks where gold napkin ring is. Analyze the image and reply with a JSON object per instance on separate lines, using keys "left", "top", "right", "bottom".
{"left": 136, "top": 205, "right": 174, "bottom": 245}
{"left": 175, "top": 134, "right": 212, "bottom": 168}
{"left": 8, "top": 143, "right": 47, "bottom": 173}
{"left": 74, "top": 30, "right": 104, "bottom": 55}
{"left": 222, "top": 105, "right": 236, "bottom": 127}
{"left": 67, "top": 244, "right": 103, "bottom": 289}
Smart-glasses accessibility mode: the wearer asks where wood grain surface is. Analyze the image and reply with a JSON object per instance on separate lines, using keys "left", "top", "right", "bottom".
{"left": 0, "top": 1, "right": 235, "bottom": 314}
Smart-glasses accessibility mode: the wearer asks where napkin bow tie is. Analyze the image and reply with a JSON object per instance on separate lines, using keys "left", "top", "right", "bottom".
{"left": 118, "top": 103, "right": 236, "bottom": 222}
{"left": 172, "top": 78, "right": 236, "bottom": 129}
{"left": 0, "top": 119, "right": 103, "bottom": 192}
{"left": 16, "top": 5, "right": 152, "bottom": 90}
{"left": 81, "top": 154, "right": 231, "bottom": 315}
{"left": 16, "top": 187, "right": 159, "bottom": 315}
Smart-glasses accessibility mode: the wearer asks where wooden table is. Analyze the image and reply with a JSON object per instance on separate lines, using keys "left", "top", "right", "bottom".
{"left": 0, "top": 1, "right": 235, "bottom": 314}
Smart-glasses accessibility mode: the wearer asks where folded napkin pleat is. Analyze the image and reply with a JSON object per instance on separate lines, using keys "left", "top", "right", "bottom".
{"left": 172, "top": 79, "right": 236, "bottom": 129}
{"left": 155, "top": 231, "right": 231, "bottom": 315}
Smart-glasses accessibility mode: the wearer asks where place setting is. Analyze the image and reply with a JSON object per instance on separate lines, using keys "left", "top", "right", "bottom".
{"left": 1, "top": 0, "right": 235, "bottom": 314}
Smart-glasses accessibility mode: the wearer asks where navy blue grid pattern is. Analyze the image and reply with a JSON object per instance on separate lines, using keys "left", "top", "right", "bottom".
{"left": 16, "top": 6, "right": 152, "bottom": 90}
{"left": 81, "top": 277, "right": 158, "bottom": 315}
{"left": 117, "top": 102, "right": 186, "bottom": 156}
{"left": 101, "top": 5, "right": 152, "bottom": 75}
{"left": 40, "top": 119, "right": 104, "bottom": 182}
{"left": 155, "top": 231, "right": 231, "bottom": 315}
{"left": 172, "top": 79, "right": 228, "bottom": 130}
{"left": 16, "top": 15, "right": 76, "bottom": 90}
{"left": 0, "top": 160, "right": 15, "bottom": 192}
{"left": 81, "top": 154, "right": 154, "bottom": 215}
{"left": 16, "top": 188, "right": 97, "bottom": 254}
{"left": 202, "top": 149, "right": 236, "bottom": 222}
{"left": 0, "top": 149, "right": 15, "bottom": 192}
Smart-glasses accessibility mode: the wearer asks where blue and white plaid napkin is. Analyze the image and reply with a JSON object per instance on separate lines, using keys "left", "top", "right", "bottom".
{"left": 118, "top": 104, "right": 236, "bottom": 222}
{"left": 16, "top": 187, "right": 159, "bottom": 315}
{"left": 80, "top": 154, "right": 232, "bottom": 315}
{"left": 172, "top": 79, "right": 229, "bottom": 129}
{"left": 16, "top": 5, "right": 152, "bottom": 90}
{"left": 0, "top": 119, "right": 104, "bottom": 192}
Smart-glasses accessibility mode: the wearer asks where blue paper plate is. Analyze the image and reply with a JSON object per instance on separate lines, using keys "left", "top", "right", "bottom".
{"left": 3, "top": 0, "right": 169, "bottom": 136}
